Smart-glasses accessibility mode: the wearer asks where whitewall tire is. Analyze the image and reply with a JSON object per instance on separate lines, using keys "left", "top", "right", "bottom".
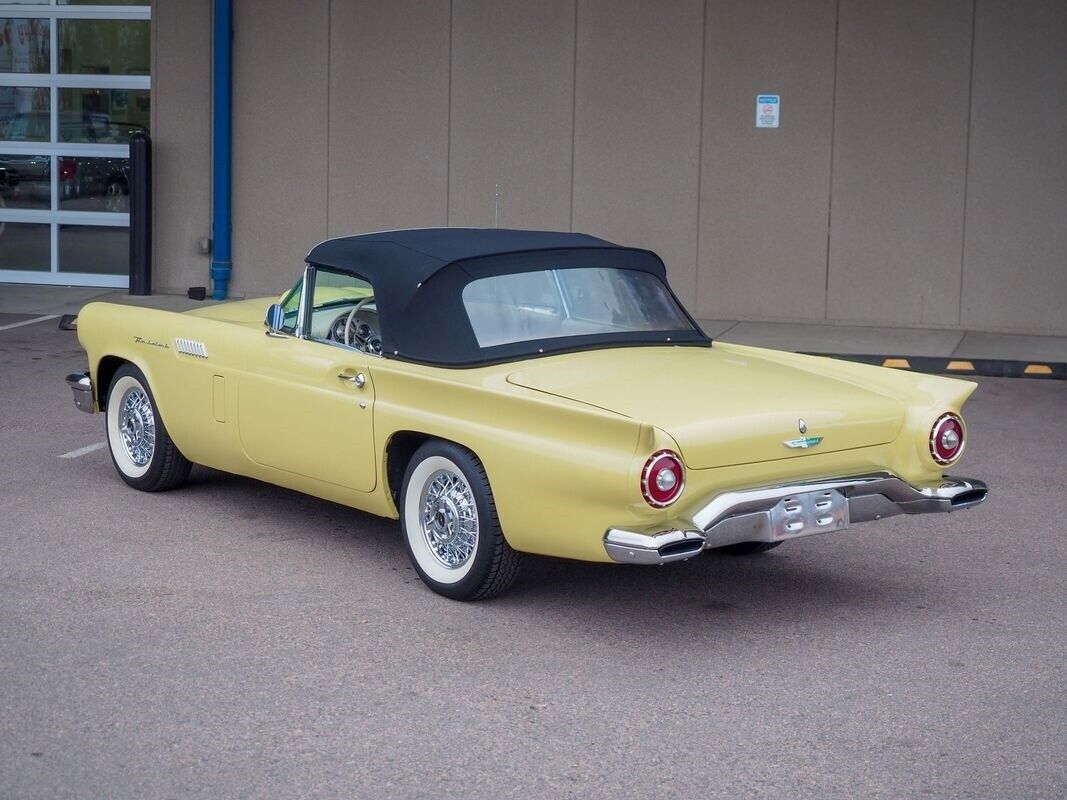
{"left": 400, "top": 441, "right": 521, "bottom": 600}
{"left": 105, "top": 364, "right": 192, "bottom": 491}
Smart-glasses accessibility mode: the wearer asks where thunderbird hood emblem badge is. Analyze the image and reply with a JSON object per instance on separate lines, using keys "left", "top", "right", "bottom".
{"left": 784, "top": 418, "right": 822, "bottom": 449}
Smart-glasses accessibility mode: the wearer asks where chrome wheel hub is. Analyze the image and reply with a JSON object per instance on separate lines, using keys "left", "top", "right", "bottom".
{"left": 420, "top": 470, "right": 478, "bottom": 569}
{"left": 119, "top": 386, "right": 155, "bottom": 467}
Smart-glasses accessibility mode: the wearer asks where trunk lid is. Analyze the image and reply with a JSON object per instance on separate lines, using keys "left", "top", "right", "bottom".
{"left": 506, "top": 346, "right": 905, "bottom": 469}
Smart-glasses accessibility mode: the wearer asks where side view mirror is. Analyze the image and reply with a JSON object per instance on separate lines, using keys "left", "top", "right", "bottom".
{"left": 264, "top": 303, "right": 286, "bottom": 333}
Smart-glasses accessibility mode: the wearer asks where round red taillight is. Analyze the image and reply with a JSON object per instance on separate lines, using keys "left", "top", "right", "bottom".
{"left": 641, "top": 450, "right": 685, "bottom": 508}
{"left": 930, "top": 413, "right": 966, "bottom": 465}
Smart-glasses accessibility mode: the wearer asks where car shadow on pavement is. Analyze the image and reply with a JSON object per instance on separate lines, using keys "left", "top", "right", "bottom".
{"left": 515, "top": 548, "right": 918, "bottom": 612}
{"left": 180, "top": 466, "right": 936, "bottom": 637}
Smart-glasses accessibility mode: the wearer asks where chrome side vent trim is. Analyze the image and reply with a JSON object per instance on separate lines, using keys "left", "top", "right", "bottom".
{"left": 174, "top": 337, "right": 209, "bottom": 358}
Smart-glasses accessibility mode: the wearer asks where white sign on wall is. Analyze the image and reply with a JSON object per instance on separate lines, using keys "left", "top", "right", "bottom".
{"left": 756, "top": 95, "right": 780, "bottom": 128}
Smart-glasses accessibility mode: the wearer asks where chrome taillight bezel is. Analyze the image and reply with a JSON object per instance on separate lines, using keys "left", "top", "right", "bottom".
{"left": 641, "top": 449, "right": 686, "bottom": 508}
{"left": 930, "top": 412, "right": 966, "bottom": 465}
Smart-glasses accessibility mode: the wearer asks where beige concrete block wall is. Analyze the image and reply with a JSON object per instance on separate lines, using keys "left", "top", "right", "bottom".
{"left": 827, "top": 0, "right": 973, "bottom": 327}
{"left": 229, "top": 1, "right": 330, "bottom": 298}
{"left": 448, "top": 0, "right": 575, "bottom": 231}
{"left": 151, "top": 0, "right": 1066, "bottom": 335}
{"left": 697, "top": 0, "right": 837, "bottom": 321}
{"left": 961, "top": 0, "right": 1067, "bottom": 333}
{"left": 572, "top": 0, "right": 705, "bottom": 306}
{"left": 150, "top": 0, "right": 212, "bottom": 295}
{"left": 328, "top": 1, "right": 450, "bottom": 240}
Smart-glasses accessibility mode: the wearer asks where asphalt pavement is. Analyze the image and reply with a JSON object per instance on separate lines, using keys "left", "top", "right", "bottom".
{"left": 1, "top": 318, "right": 1064, "bottom": 799}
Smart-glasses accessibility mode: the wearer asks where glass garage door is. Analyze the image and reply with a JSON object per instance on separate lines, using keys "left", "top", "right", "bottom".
{"left": 0, "top": 1, "right": 150, "bottom": 288}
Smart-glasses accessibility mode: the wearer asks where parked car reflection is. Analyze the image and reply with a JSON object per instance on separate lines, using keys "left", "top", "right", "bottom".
{"left": 0, "top": 153, "right": 130, "bottom": 214}
{"left": 58, "top": 156, "right": 131, "bottom": 213}
{"left": 1, "top": 112, "right": 143, "bottom": 213}
{"left": 0, "top": 154, "right": 50, "bottom": 211}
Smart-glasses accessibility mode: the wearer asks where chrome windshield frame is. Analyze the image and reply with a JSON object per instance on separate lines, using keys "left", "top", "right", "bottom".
{"left": 294, "top": 264, "right": 312, "bottom": 339}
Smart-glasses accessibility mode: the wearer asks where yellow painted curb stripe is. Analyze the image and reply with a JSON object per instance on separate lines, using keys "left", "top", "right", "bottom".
{"left": 883, "top": 358, "right": 911, "bottom": 369}
{"left": 946, "top": 360, "right": 975, "bottom": 371}
{"left": 1025, "top": 364, "right": 1053, "bottom": 375}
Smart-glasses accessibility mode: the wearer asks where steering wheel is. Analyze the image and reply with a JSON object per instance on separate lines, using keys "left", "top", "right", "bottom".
{"left": 343, "top": 296, "right": 377, "bottom": 350}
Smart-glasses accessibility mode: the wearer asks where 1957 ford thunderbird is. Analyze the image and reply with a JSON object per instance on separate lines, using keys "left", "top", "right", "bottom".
{"left": 65, "top": 229, "right": 987, "bottom": 599}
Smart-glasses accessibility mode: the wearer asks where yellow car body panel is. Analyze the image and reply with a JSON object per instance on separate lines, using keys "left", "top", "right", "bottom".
{"left": 74, "top": 296, "right": 977, "bottom": 565}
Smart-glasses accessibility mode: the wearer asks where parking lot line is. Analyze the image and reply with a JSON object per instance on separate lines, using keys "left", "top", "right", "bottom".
{"left": 59, "top": 442, "right": 107, "bottom": 459}
{"left": 0, "top": 314, "right": 60, "bottom": 332}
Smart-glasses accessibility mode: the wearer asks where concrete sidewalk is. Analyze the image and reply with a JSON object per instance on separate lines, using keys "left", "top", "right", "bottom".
{"left": 2, "top": 282, "right": 1065, "bottom": 367}
{"left": 701, "top": 319, "right": 1067, "bottom": 364}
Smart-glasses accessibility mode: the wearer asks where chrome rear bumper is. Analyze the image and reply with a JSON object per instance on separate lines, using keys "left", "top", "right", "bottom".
{"left": 65, "top": 372, "right": 94, "bottom": 413}
{"left": 603, "top": 473, "right": 987, "bottom": 565}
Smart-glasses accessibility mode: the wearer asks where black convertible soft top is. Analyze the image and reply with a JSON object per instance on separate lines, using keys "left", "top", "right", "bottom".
{"left": 305, "top": 228, "right": 708, "bottom": 367}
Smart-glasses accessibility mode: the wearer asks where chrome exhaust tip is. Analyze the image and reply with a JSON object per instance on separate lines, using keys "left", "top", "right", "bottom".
{"left": 949, "top": 488, "right": 988, "bottom": 509}
{"left": 604, "top": 528, "right": 706, "bottom": 565}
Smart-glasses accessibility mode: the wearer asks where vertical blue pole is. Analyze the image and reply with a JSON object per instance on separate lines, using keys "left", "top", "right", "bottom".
{"left": 210, "top": 0, "right": 232, "bottom": 301}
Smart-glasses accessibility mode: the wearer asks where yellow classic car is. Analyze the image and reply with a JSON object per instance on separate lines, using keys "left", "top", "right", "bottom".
{"left": 65, "top": 229, "right": 987, "bottom": 599}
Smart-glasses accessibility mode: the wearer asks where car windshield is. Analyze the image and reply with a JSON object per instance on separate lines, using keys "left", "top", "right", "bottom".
{"left": 462, "top": 267, "right": 696, "bottom": 348}
{"left": 278, "top": 268, "right": 374, "bottom": 334}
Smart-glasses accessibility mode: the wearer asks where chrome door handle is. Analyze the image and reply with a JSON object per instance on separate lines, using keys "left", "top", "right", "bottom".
{"left": 337, "top": 372, "right": 366, "bottom": 388}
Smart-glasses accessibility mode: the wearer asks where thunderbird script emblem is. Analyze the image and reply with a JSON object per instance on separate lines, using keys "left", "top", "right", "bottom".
{"left": 784, "top": 418, "right": 823, "bottom": 449}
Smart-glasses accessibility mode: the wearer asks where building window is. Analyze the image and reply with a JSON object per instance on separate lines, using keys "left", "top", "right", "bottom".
{"left": 0, "top": 2, "right": 150, "bottom": 288}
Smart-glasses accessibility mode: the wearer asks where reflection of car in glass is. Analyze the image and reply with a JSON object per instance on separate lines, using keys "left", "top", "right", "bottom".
{"left": 1, "top": 112, "right": 144, "bottom": 212}
{"left": 0, "top": 154, "right": 130, "bottom": 213}
{"left": 58, "top": 155, "right": 131, "bottom": 213}
{"left": 64, "top": 229, "right": 988, "bottom": 600}
{"left": 0, "top": 153, "right": 51, "bottom": 208}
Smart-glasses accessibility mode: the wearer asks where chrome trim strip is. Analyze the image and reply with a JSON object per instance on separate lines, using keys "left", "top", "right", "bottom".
{"left": 65, "top": 371, "right": 94, "bottom": 413}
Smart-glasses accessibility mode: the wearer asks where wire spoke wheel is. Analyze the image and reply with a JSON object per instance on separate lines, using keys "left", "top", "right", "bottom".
{"left": 105, "top": 364, "right": 191, "bottom": 491}
{"left": 420, "top": 469, "right": 479, "bottom": 569}
{"left": 118, "top": 385, "right": 156, "bottom": 467}
{"left": 401, "top": 442, "right": 522, "bottom": 600}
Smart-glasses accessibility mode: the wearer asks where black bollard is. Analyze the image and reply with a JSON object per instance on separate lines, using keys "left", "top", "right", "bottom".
{"left": 129, "top": 132, "right": 152, "bottom": 296}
